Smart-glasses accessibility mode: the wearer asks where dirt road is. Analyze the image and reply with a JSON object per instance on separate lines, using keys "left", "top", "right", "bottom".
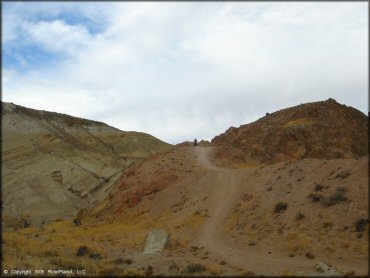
{"left": 195, "top": 147, "right": 315, "bottom": 275}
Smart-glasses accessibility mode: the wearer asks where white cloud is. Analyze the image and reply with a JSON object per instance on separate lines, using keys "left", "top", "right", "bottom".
{"left": 23, "top": 20, "right": 93, "bottom": 53}
{"left": 2, "top": 2, "right": 368, "bottom": 144}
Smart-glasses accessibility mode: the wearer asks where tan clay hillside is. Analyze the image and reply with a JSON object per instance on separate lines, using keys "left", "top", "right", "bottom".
{"left": 1, "top": 102, "right": 171, "bottom": 226}
{"left": 212, "top": 98, "right": 368, "bottom": 165}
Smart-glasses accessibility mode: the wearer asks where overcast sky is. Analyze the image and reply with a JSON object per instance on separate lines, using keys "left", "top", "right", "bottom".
{"left": 2, "top": 2, "right": 368, "bottom": 144}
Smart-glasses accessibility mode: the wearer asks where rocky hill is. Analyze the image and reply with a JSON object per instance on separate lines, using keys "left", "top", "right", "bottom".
{"left": 1, "top": 102, "right": 171, "bottom": 225}
{"left": 211, "top": 99, "right": 368, "bottom": 165}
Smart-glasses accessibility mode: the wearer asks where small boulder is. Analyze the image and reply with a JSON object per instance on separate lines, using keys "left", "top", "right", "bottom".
{"left": 315, "top": 262, "right": 342, "bottom": 276}
{"left": 143, "top": 230, "right": 170, "bottom": 254}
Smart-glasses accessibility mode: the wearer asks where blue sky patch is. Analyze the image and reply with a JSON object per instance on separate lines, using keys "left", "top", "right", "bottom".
{"left": 3, "top": 44, "right": 65, "bottom": 73}
{"left": 2, "top": 2, "right": 106, "bottom": 73}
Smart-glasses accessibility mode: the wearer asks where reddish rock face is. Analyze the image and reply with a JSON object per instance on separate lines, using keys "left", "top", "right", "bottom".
{"left": 212, "top": 99, "right": 368, "bottom": 164}
{"left": 127, "top": 191, "right": 142, "bottom": 208}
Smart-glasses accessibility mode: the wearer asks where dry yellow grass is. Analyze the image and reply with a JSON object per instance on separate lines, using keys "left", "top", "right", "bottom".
{"left": 2, "top": 203, "right": 207, "bottom": 275}
{"left": 284, "top": 118, "right": 315, "bottom": 128}
{"left": 206, "top": 263, "right": 222, "bottom": 275}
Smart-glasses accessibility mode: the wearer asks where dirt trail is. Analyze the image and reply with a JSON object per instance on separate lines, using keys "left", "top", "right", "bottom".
{"left": 194, "top": 147, "right": 314, "bottom": 275}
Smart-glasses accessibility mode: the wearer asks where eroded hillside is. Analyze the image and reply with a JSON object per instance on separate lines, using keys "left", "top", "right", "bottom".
{"left": 1, "top": 102, "right": 171, "bottom": 226}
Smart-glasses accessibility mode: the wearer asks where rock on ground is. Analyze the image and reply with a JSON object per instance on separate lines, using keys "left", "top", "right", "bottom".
{"left": 143, "top": 230, "right": 170, "bottom": 254}
{"left": 302, "top": 262, "right": 342, "bottom": 276}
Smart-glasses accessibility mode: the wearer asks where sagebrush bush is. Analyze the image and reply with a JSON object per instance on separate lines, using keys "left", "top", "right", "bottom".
{"left": 336, "top": 186, "right": 347, "bottom": 193}
{"left": 334, "top": 170, "right": 351, "bottom": 179}
{"left": 356, "top": 218, "right": 368, "bottom": 232}
{"left": 308, "top": 193, "right": 323, "bottom": 203}
{"left": 274, "top": 202, "right": 288, "bottom": 213}
{"left": 314, "top": 184, "right": 324, "bottom": 192}
{"left": 323, "top": 221, "right": 333, "bottom": 228}
{"left": 295, "top": 213, "right": 305, "bottom": 220}
{"left": 323, "top": 191, "right": 347, "bottom": 207}
{"left": 183, "top": 263, "right": 206, "bottom": 273}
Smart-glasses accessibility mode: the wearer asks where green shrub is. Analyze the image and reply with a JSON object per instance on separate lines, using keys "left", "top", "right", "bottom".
{"left": 274, "top": 202, "right": 288, "bottom": 213}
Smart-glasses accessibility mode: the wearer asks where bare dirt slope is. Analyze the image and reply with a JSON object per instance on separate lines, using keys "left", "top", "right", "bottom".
{"left": 2, "top": 102, "right": 171, "bottom": 226}
{"left": 196, "top": 147, "right": 367, "bottom": 275}
{"left": 2, "top": 145, "right": 368, "bottom": 276}
{"left": 87, "top": 145, "right": 367, "bottom": 276}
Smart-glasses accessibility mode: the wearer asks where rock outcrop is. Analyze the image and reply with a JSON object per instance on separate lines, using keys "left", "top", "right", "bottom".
{"left": 212, "top": 99, "right": 368, "bottom": 164}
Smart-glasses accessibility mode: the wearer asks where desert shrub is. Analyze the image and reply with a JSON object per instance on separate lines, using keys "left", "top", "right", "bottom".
{"left": 308, "top": 193, "right": 323, "bottom": 203}
{"left": 168, "top": 262, "right": 179, "bottom": 272}
{"left": 305, "top": 252, "right": 315, "bottom": 259}
{"left": 242, "top": 271, "right": 255, "bottom": 276}
{"left": 76, "top": 246, "right": 89, "bottom": 256}
{"left": 334, "top": 170, "right": 351, "bottom": 179}
{"left": 295, "top": 213, "right": 305, "bottom": 220}
{"left": 344, "top": 270, "right": 356, "bottom": 277}
{"left": 274, "top": 202, "right": 288, "bottom": 213}
{"left": 323, "top": 221, "right": 333, "bottom": 228}
{"left": 99, "top": 267, "right": 123, "bottom": 276}
{"left": 323, "top": 191, "right": 347, "bottom": 207}
{"left": 314, "top": 184, "right": 324, "bottom": 192}
{"left": 113, "top": 258, "right": 125, "bottom": 265}
{"left": 89, "top": 252, "right": 102, "bottom": 260}
{"left": 50, "top": 258, "right": 86, "bottom": 270}
{"left": 356, "top": 218, "right": 368, "bottom": 232}
{"left": 336, "top": 186, "right": 347, "bottom": 193}
{"left": 43, "top": 250, "right": 59, "bottom": 257}
{"left": 102, "top": 177, "right": 110, "bottom": 183}
{"left": 145, "top": 265, "right": 153, "bottom": 276}
{"left": 183, "top": 263, "right": 206, "bottom": 274}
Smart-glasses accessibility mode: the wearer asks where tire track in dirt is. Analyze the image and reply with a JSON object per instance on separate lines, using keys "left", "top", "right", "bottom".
{"left": 195, "top": 147, "right": 314, "bottom": 275}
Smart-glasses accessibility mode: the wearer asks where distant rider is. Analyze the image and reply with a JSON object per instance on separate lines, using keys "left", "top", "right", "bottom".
{"left": 193, "top": 138, "right": 198, "bottom": 147}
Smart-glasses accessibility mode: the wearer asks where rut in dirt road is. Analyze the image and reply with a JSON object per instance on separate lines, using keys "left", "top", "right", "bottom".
{"left": 194, "top": 147, "right": 314, "bottom": 275}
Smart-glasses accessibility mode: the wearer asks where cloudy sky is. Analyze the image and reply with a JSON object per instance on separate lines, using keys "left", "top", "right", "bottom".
{"left": 2, "top": 2, "right": 368, "bottom": 144}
